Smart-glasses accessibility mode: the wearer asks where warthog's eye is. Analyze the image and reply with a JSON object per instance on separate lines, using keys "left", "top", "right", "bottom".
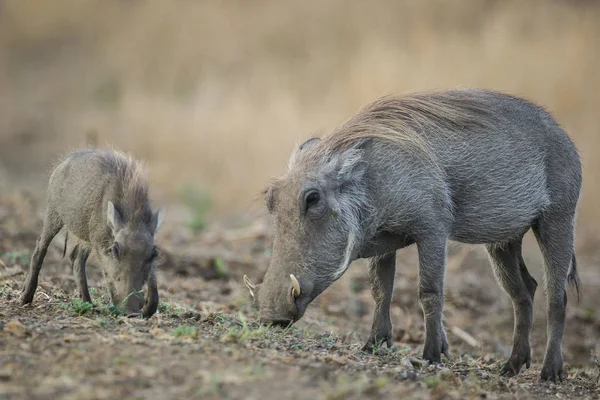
{"left": 110, "top": 243, "right": 120, "bottom": 259}
{"left": 149, "top": 246, "right": 159, "bottom": 262}
{"left": 304, "top": 190, "right": 320, "bottom": 212}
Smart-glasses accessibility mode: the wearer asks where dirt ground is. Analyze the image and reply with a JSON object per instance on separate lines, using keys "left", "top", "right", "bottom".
{"left": 1, "top": 191, "right": 599, "bottom": 400}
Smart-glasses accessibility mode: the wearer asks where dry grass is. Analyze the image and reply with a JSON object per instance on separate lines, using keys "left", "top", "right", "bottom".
{"left": 1, "top": 0, "right": 599, "bottom": 232}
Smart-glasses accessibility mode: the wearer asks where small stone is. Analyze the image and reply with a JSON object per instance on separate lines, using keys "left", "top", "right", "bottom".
{"left": 409, "top": 356, "right": 429, "bottom": 369}
{"left": 400, "top": 357, "right": 414, "bottom": 370}
{"left": 439, "top": 368, "right": 452, "bottom": 378}
{"left": 399, "top": 370, "right": 418, "bottom": 381}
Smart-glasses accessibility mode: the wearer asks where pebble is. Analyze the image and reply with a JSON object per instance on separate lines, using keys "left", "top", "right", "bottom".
{"left": 400, "top": 357, "right": 414, "bottom": 370}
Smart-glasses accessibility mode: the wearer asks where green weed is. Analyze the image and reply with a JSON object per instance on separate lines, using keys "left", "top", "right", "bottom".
{"left": 61, "top": 298, "right": 94, "bottom": 315}
{"left": 219, "top": 312, "right": 269, "bottom": 344}
{"left": 424, "top": 373, "right": 442, "bottom": 389}
{"left": 1, "top": 250, "right": 30, "bottom": 265}
{"left": 214, "top": 258, "right": 228, "bottom": 278}
{"left": 171, "top": 325, "right": 199, "bottom": 339}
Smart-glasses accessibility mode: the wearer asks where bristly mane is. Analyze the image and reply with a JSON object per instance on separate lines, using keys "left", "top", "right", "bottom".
{"left": 97, "top": 149, "right": 152, "bottom": 225}
{"left": 324, "top": 89, "right": 501, "bottom": 155}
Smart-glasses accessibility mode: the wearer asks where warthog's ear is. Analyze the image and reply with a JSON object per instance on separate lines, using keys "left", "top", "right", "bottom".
{"left": 151, "top": 208, "right": 165, "bottom": 234}
{"left": 107, "top": 201, "right": 123, "bottom": 233}
{"left": 328, "top": 138, "right": 372, "bottom": 184}
{"left": 297, "top": 137, "right": 320, "bottom": 152}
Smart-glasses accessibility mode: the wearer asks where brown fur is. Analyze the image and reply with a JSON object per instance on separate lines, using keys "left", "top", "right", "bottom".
{"left": 96, "top": 149, "right": 153, "bottom": 226}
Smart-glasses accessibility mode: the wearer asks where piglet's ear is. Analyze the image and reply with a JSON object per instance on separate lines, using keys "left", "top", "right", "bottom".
{"left": 107, "top": 201, "right": 123, "bottom": 233}
{"left": 151, "top": 208, "right": 165, "bottom": 234}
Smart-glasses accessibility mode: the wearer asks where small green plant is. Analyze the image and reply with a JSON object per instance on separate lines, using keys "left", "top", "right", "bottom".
{"left": 158, "top": 301, "right": 193, "bottom": 316}
{"left": 72, "top": 298, "right": 94, "bottom": 315}
{"left": 88, "top": 287, "right": 122, "bottom": 315}
{"left": 158, "top": 302, "right": 176, "bottom": 314}
{"left": 62, "top": 298, "right": 94, "bottom": 315}
{"left": 171, "top": 325, "right": 199, "bottom": 339}
{"left": 104, "top": 305, "right": 125, "bottom": 316}
{"left": 1, "top": 250, "right": 30, "bottom": 265}
{"left": 120, "top": 289, "right": 144, "bottom": 308}
{"left": 424, "top": 373, "right": 442, "bottom": 389}
{"left": 219, "top": 312, "right": 269, "bottom": 343}
{"left": 178, "top": 185, "right": 212, "bottom": 233}
{"left": 290, "top": 343, "right": 303, "bottom": 351}
{"left": 214, "top": 258, "right": 228, "bottom": 278}
{"left": 319, "top": 332, "right": 341, "bottom": 344}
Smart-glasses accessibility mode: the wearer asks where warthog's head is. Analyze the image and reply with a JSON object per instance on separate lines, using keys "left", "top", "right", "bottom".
{"left": 244, "top": 137, "right": 372, "bottom": 326}
{"left": 101, "top": 200, "right": 163, "bottom": 316}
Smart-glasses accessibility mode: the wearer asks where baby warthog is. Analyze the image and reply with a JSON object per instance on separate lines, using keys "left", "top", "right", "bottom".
{"left": 20, "top": 149, "right": 164, "bottom": 318}
{"left": 244, "top": 89, "right": 581, "bottom": 382}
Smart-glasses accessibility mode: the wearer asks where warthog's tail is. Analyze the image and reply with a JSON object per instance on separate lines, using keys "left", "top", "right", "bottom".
{"left": 568, "top": 253, "right": 581, "bottom": 304}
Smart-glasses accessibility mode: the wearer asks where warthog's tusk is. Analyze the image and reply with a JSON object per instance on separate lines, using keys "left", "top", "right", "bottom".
{"left": 290, "top": 274, "right": 301, "bottom": 298}
{"left": 243, "top": 275, "right": 256, "bottom": 289}
{"left": 243, "top": 275, "right": 256, "bottom": 298}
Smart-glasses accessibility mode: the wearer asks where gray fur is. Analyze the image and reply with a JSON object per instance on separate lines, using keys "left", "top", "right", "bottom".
{"left": 247, "top": 89, "right": 582, "bottom": 382}
{"left": 20, "top": 149, "right": 164, "bottom": 318}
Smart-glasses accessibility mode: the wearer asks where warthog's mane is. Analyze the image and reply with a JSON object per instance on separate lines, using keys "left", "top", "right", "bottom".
{"left": 95, "top": 149, "right": 152, "bottom": 224}
{"left": 323, "top": 89, "right": 501, "bottom": 159}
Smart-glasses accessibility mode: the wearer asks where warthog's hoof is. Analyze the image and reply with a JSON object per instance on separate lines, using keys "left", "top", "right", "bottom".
{"left": 361, "top": 336, "right": 394, "bottom": 353}
{"left": 500, "top": 347, "right": 531, "bottom": 377}
{"left": 422, "top": 330, "right": 450, "bottom": 364}
{"left": 540, "top": 354, "right": 564, "bottom": 383}
{"left": 19, "top": 291, "right": 34, "bottom": 306}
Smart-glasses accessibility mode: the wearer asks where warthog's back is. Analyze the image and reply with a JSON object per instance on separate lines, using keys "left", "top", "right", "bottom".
{"left": 48, "top": 149, "right": 152, "bottom": 245}
{"left": 326, "top": 89, "right": 582, "bottom": 244}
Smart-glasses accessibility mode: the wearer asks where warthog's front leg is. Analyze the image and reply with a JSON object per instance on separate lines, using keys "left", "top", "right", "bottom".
{"left": 70, "top": 244, "right": 93, "bottom": 304}
{"left": 362, "top": 252, "right": 396, "bottom": 352}
{"left": 417, "top": 235, "right": 449, "bottom": 363}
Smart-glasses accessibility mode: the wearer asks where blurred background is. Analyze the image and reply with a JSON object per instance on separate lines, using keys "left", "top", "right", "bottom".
{"left": 1, "top": 0, "right": 599, "bottom": 235}
{"left": 1, "top": 1, "right": 600, "bottom": 397}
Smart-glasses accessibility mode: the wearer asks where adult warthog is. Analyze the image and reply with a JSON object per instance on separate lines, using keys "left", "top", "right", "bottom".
{"left": 244, "top": 89, "right": 581, "bottom": 382}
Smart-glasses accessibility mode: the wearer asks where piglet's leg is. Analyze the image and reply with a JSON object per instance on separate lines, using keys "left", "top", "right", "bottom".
{"left": 72, "top": 245, "right": 93, "bottom": 304}
{"left": 20, "top": 209, "right": 63, "bottom": 305}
